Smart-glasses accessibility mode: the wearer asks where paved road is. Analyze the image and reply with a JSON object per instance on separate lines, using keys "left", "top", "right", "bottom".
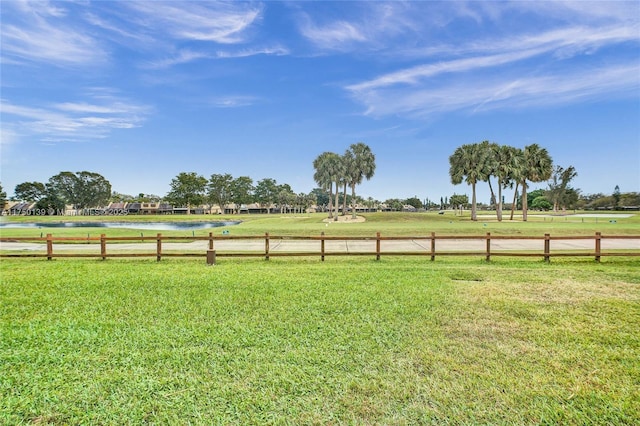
{"left": 2, "top": 237, "right": 639, "bottom": 254}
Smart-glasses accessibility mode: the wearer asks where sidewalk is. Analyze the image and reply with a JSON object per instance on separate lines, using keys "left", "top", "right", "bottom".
{"left": 2, "top": 237, "right": 639, "bottom": 253}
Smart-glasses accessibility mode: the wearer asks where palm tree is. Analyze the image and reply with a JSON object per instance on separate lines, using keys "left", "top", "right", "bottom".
{"left": 479, "top": 140, "right": 498, "bottom": 209}
{"left": 547, "top": 165, "right": 577, "bottom": 212}
{"left": 493, "top": 144, "right": 521, "bottom": 222}
{"left": 333, "top": 154, "right": 347, "bottom": 219}
{"left": 509, "top": 148, "right": 526, "bottom": 220}
{"left": 521, "top": 144, "right": 553, "bottom": 221}
{"left": 313, "top": 152, "right": 340, "bottom": 219}
{"left": 449, "top": 143, "right": 486, "bottom": 221}
{"left": 345, "top": 142, "right": 376, "bottom": 219}
{"left": 341, "top": 150, "right": 354, "bottom": 216}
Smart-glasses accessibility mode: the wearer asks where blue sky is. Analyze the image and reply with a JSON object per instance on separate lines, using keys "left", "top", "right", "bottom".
{"left": 1, "top": 1, "right": 639, "bottom": 204}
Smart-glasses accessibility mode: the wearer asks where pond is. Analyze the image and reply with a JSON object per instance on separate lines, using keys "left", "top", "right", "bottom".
{"left": 0, "top": 221, "right": 240, "bottom": 231}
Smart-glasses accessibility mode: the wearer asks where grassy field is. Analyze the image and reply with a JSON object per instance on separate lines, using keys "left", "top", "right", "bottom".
{"left": 1, "top": 256, "right": 639, "bottom": 425}
{"left": 2, "top": 210, "right": 640, "bottom": 238}
{"left": 1, "top": 213, "right": 639, "bottom": 424}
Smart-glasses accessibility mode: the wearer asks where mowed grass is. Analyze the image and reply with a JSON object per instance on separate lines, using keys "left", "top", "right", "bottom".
{"left": 1, "top": 257, "right": 639, "bottom": 424}
{"left": 2, "top": 211, "right": 640, "bottom": 239}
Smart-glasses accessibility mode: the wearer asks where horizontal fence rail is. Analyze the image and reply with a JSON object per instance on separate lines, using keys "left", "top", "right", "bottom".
{"left": 1, "top": 232, "right": 639, "bottom": 264}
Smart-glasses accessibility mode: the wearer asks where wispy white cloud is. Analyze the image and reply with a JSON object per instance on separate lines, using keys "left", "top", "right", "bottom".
{"left": 299, "top": 18, "right": 367, "bottom": 50}
{"left": 144, "top": 50, "right": 214, "bottom": 69}
{"left": 350, "top": 23, "right": 639, "bottom": 93}
{"left": 123, "top": 1, "right": 263, "bottom": 44}
{"left": 343, "top": 1, "right": 640, "bottom": 119}
{"left": 297, "top": 2, "right": 422, "bottom": 52}
{"left": 0, "top": 1, "right": 106, "bottom": 67}
{"left": 1, "top": 94, "right": 150, "bottom": 142}
{"left": 2, "top": 1, "right": 271, "bottom": 69}
{"left": 84, "top": 11, "right": 151, "bottom": 44}
{"left": 352, "top": 62, "right": 640, "bottom": 118}
{"left": 12, "top": 0, "right": 67, "bottom": 18}
{"left": 208, "top": 96, "right": 261, "bottom": 108}
{"left": 397, "top": 23, "right": 638, "bottom": 61}
{"left": 215, "top": 46, "right": 289, "bottom": 59}
{"left": 506, "top": 0, "right": 640, "bottom": 25}
{"left": 145, "top": 45, "right": 289, "bottom": 69}
{"left": 347, "top": 48, "right": 549, "bottom": 93}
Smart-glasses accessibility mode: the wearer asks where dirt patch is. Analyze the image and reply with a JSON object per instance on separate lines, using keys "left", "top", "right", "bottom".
{"left": 322, "top": 215, "right": 366, "bottom": 223}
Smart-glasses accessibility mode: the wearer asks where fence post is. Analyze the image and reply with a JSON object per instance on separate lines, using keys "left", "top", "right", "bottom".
{"left": 321, "top": 231, "right": 325, "bottom": 262}
{"left": 265, "top": 232, "right": 270, "bottom": 261}
{"left": 46, "top": 233, "right": 53, "bottom": 261}
{"left": 486, "top": 232, "right": 491, "bottom": 262}
{"left": 376, "top": 232, "right": 381, "bottom": 261}
{"left": 156, "top": 233, "right": 162, "bottom": 262}
{"left": 101, "top": 234, "right": 106, "bottom": 260}
{"left": 544, "top": 233, "right": 551, "bottom": 263}
{"left": 430, "top": 232, "right": 436, "bottom": 261}
{"left": 595, "top": 232, "right": 601, "bottom": 262}
{"left": 206, "top": 232, "right": 216, "bottom": 265}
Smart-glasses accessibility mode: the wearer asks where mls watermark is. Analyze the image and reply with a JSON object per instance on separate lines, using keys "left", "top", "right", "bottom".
{"left": 10, "top": 208, "right": 130, "bottom": 216}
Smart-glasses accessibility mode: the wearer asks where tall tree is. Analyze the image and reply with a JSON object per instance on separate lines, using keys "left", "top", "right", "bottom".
{"left": 306, "top": 192, "right": 317, "bottom": 213}
{"left": 254, "top": 178, "right": 279, "bottom": 214}
{"left": 493, "top": 144, "right": 521, "bottom": 221}
{"left": 521, "top": 144, "right": 553, "bottom": 221}
{"left": 449, "top": 193, "right": 469, "bottom": 209}
{"left": 333, "top": 154, "right": 347, "bottom": 217}
{"left": 76, "top": 171, "right": 112, "bottom": 208}
{"left": 509, "top": 148, "right": 526, "bottom": 220}
{"left": 479, "top": 140, "right": 498, "bottom": 209}
{"left": 48, "top": 171, "right": 111, "bottom": 210}
{"left": 341, "top": 150, "right": 354, "bottom": 216}
{"left": 620, "top": 192, "right": 640, "bottom": 207}
{"left": 34, "top": 184, "right": 66, "bottom": 214}
{"left": 313, "top": 152, "right": 341, "bottom": 219}
{"left": 309, "top": 188, "right": 329, "bottom": 210}
{"left": 14, "top": 182, "right": 47, "bottom": 202}
{"left": 277, "top": 183, "right": 295, "bottom": 213}
{"left": 613, "top": 185, "right": 621, "bottom": 209}
{"left": 449, "top": 143, "right": 486, "bottom": 221}
{"left": 229, "top": 176, "right": 254, "bottom": 214}
{"left": 405, "top": 196, "right": 424, "bottom": 209}
{"left": 547, "top": 165, "right": 577, "bottom": 212}
{"left": 345, "top": 142, "right": 376, "bottom": 219}
{"left": 165, "top": 172, "right": 207, "bottom": 214}
{"left": 208, "top": 173, "right": 234, "bottom": 214}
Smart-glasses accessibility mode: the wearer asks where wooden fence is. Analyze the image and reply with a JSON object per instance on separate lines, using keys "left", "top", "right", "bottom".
{"left": 1, "top": 232, "right": 639, "bottom": 264}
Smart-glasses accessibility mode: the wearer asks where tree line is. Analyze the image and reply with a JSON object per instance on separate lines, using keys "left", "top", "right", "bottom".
{"left": 449, "top": 141, "right": 582, "bottom": 221}
{"left": 2, "top": 139, "right": 637, "bottom": 215}
{"left": 7, "top": 171, "right": 112, "bottom": 213}
{"left": 163, "top": 172, "right": 318, "bottom": 214}
{"left": 312, "top": 142, "right": 376, "bottom": 220}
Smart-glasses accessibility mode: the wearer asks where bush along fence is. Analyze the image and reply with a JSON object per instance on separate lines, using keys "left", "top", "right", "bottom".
{"left": 1, "top": 232, "right": 639, "bottom": 264}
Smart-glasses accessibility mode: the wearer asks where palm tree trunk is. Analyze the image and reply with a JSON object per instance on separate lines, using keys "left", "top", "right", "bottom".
{"left": 342, "top": 182, "right": 348, "bottom": 215}
{"left": 487, "top": 178, "right": 496, "bottom": 209}
{"left": 327, "top": 184, "right": 333, "bottom": 219}
{"left": 334, "top": 183, "right": 340, "bottom": 220}
{"left": 521, "top": 180, "right": 528, "bottom": 222}
{"left": 497, "top": 182, "right": 503, "bottom": 222}
{"left": 471, "top": 182, "right": 477, "bottom": 221}
{"left": 510, "top": 183, "right": 519, "bottom": 220}
{"left": 351, "top": 184, "right": 357, "bottom": 219}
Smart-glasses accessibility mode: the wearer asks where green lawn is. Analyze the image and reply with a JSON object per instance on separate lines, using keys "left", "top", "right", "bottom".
{"left": 2, "top": 211, "right": 639, "bottom": 238}
{"left": 1, "top": 257, "right": 639, "bottom": 424}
